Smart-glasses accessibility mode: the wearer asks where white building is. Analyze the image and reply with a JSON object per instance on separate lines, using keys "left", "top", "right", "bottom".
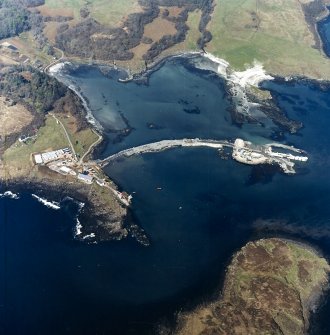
{"left": 33, "top": 148, "right": 71, "bottom": 165}
{"left": 34, "top": 154, "right": 43, "bottom": 164}
{"left": 59, "top": 166, "right": 76, "bottom": 176}
{"left": 78, "top": 173, "right": 93, "bottom": 184}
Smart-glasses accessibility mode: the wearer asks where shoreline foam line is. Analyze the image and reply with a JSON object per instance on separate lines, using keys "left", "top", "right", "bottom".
{"left": 31, "top": 194, "right": 61, "bottom": 210}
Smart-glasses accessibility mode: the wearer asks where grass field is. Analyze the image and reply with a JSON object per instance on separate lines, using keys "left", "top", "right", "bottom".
{"left": 3, "top": 113, "right": 99, "bottom": 178}
{"left": 56, "top": 114, "right": 99, "bottom": 158}
{"left": 4, "top": 31, "right": 56, "bottom": 67}
{"left": 0, "top": 98, "right": 33, "bottom": 137}
{"left": 40, "top": 0, "right": 141, "bottom": 26}
{"left": 3, "top": 116, "right": 68, "bottom": 177}
{"left": 182, "top": 10, "right": 203, "bottom": 50}
{"left": 206, "top": 0, "right": 330, "bottom": 79}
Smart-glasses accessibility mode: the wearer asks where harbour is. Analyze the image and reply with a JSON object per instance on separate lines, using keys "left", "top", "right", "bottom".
{"left": 2, "top": 57, "right": 330, "bottom": 335}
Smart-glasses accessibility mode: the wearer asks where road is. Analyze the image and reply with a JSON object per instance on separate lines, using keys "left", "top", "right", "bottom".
{"left": 43, "top": 48, "right": 64, "bottom": 73}
{"left": 50, "top": 113, "right": 77, "bottom": 160}
{"left": 79, "top": 130, "right": 103, "bottom": 165}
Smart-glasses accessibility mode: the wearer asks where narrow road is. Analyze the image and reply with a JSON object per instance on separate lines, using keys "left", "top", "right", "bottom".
{"left": 79, "top": 130, "right": 103, "bottom": 165}
{"left": 50, "top": 113, "right": 77, "bottom": 160}
{"left": 43, "top": 48, "right": 64, "bottom": 73}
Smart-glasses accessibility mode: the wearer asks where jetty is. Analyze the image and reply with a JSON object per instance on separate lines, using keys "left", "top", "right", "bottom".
{"left": 96, "top": 139, "right": 231, "bottom": 167}
{"left": 96, "top": 138, "right": 308, "bottom": 174}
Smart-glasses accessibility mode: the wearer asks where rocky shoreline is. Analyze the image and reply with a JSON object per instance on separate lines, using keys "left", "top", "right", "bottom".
{"left": 0, "top": 159, "right": 151, "bottom": 245}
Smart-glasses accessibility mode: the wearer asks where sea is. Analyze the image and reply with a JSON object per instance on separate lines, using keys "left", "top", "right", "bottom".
{"left": 2, "top": 26, "right": 330, "bottom": 335}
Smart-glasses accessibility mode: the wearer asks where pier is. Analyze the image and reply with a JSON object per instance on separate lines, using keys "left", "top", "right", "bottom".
{"left": 96, "top": 138, "right": 232, "bottom": 167}
{"left": 96, "top": 138, "right": 308, "bottom": 174}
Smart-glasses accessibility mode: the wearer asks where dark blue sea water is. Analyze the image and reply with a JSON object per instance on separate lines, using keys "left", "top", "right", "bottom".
{"left": 2, "top": 57, "right": 330, "bottom": 335}
{"left": 318, "top": 8, "right": 330, "bottom": 57}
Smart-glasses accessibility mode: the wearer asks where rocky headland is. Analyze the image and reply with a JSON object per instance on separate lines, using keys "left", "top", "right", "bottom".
{"left": 175, "top": 238, "right": 330, "bottom": 335}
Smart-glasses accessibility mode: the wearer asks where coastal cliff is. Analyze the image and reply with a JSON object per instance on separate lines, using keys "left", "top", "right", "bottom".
{"left": 2, "top": 174, "right": 128, "bottom": 242}
{"left": 175, "top": 238, "right": 330, "bottom": 335}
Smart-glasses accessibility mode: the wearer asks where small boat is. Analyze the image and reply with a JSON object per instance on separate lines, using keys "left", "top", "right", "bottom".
{"left": 156, "top": 187, "right": 162, "bottom": 190}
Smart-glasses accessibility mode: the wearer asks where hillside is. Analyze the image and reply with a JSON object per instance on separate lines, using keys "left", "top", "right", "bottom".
{"left": 207, "top": 0, "right": 330, "bottom": 79}
{"left": 175, "top": 238, "right": 330, "bottom": 335}
{"left": 1, "top": 0, "right": 330, "bottom": 79}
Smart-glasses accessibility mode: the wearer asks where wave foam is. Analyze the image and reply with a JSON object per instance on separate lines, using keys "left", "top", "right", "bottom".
{"left": 202, "top": 52, "right": 229, "bottom": 76}
{"left": 48, "top": 62, "right": 71, "bottom": 75}
{"left": 49, "top": 63, "right": 104, "bottom": 131}
{"left": 0, "top": 191, "right": 20, "bottom": 199}
{"left": 31, "top": 194, "right": 61, "bottom": 210}
{"left": 74, "top": 218, "right": 83, "bottom": 236}
{"left": 229, "top": 63, "right": 274, "bottom": 88}
{"left": 82, "top": 233, "right": 96, "bottom": 240}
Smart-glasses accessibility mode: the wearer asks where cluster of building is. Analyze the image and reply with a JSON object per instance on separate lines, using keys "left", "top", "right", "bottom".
{"left": 33, "top": 148, "right": 95, "bottom": 184}
{"left": 0, "top": 42, "right": 29, "bottom": 64}
{"left": 32, "top": 148, "right": 132, "bottom": 205}
{"left": 34, "top": 148, "right": 72, "bottom": 165}
{"left": 232, "top": 138, "right": 308, "bottom": 174}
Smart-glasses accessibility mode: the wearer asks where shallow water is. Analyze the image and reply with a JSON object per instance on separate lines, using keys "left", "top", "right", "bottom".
{"left": 2, "top": 57, "right": 330, "bottom": 334}
{"left": 58, "top": 58, "right": 275, "bottom": 157}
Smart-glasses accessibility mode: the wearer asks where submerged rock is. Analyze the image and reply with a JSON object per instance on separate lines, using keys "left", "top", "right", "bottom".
{"left": 175, "top": 238, "right": 330, "bottom": 335}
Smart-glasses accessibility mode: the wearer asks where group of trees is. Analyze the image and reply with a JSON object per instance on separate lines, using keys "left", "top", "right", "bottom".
{"left": 156, "top": 0, "right": 214, "bottom": 48}
{"left": 0, "top": 0, "right": 215, "bottom": 64}
{"left": 0, "top": 63, "right": 89, "bottom": 151}
{"left": 143, "top": 7, "right": 189, "bottom": 61}
{"left": 0, "top": 0, "right": 50, "bottom": 50}
{"left": 0, "top": 1, "right": 31, "bottom": 39}
{"left": 55, "top": 4, "right": 160, "bottom": 61}
{"left": 0, "top": 66, "right": 67, "bottom": 113}
{"left": 55, "top": 0, "right": 215, "bottom": 62}
{"left": 143, "top": 0, "right": 214, "bottom": 61}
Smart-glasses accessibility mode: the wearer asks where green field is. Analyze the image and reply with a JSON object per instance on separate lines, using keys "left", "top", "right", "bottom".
{"left": 3, "top": 117, "right": 68, "bottom": 170}
{"left": 2, "top": 116, "right": 68, "bottom": 179}
{"left": 3, "top": 114, "right": 99, "bottom": 177}
{"left": 207, "top": 0, "right": 330, "bottom": 79}
{"left": 184, "top": 10, "right": 203, "bottom": 50}
{"left": 43, "top": 0, "right": 141, "bottom": 26}
{"left": 57, "top": 115, "right": 99, "bottom": 158}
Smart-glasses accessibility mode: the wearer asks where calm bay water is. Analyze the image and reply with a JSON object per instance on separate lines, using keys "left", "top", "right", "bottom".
{"left": 2, "top": 56, "right": 330, "bottom": 334}
{"left": 318, "top": 10, "right": 330, "bottom": 57}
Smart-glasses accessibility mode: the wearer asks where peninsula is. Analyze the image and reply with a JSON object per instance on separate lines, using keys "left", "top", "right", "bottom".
{"left": 175, "top": 238, "right": 330, "bottom": 335}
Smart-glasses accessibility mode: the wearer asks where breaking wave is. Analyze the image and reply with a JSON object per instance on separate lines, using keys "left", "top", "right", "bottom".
{"left": 31, "top": 194, "right": 61, "bottom": 210}
{"left": 0, "top": 191, "right": 20, "bottom": 200}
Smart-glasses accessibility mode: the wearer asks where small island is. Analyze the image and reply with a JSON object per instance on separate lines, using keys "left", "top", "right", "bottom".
{"left": 175, "top": 238, "right": 330, "bottom": 335}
